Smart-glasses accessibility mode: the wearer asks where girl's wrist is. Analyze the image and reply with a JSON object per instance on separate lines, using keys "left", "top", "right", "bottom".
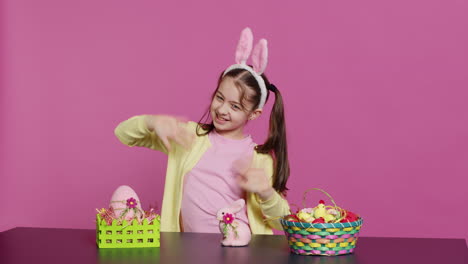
{"left": 257, "top": 186, "right": 275, "bottom": 202}
{"left": 144, "top": 115, "right": 157, "bottom": 131}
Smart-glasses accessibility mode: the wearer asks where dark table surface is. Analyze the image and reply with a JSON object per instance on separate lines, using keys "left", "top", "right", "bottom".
{"left": 0, "top": 227, "right": 466, "bottom": 264}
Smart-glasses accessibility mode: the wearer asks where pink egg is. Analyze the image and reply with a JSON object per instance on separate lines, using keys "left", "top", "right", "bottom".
{"left": 109, "top": 185, "right": 143, "bottom": 221}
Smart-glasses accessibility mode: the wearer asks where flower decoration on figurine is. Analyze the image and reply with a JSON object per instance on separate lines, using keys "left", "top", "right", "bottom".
{"left": 111, "top": 196, "right": 144, "bottom": 220}
{"left": 126, "top": 197, "right": 138, "bottom": 208}
{"left": 223, "top": 213, "right": 235, "bottom": 225}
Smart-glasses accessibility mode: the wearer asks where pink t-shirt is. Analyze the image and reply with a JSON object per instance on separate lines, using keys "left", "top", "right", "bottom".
{"left": 180, "top": 130, "right": 256, "bottom": 233}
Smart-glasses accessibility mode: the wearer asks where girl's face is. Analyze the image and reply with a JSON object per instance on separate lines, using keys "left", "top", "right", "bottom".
{"left": 210, "top": 77, "right": 262, "bottom": 139}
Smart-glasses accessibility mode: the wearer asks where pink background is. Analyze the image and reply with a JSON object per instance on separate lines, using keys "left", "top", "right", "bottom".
{"left": 1, "top": 0, "right": 467, "bottom": 244}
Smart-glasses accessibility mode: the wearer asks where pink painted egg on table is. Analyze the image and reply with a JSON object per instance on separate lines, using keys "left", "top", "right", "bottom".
{"left": 109, "top": 185, "right": 143, "bottom": 221}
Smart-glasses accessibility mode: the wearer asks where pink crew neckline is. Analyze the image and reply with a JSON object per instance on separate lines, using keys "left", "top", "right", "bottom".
{"left": 210, "top": 129, "right": 252, "bottom": 144}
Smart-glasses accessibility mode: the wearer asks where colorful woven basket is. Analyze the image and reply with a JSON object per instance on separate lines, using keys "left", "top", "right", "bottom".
{"left": 280, "top": 188, "right": 363, "bottom": 256}
{"left": 96, "top": 214, "right": 160, "bottom": 248}
{"left": 281, "top": 218, "right": 363, "bottom": 256}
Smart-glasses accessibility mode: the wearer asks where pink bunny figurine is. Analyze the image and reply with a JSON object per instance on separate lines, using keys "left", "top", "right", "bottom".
{"left": 216, "top": 199, "right": 252, "bottom": 247}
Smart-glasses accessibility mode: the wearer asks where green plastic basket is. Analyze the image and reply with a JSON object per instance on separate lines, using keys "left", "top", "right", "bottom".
{"left": 96, "top": 214, "right": 160, "bottom": 248}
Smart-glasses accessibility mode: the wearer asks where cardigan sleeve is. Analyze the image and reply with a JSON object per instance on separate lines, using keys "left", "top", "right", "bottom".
{"left": 253, "top": 153, "right": 291, "bottom": 230}
{"left": 114, "top": 115, "right": 169, "bottom": 154}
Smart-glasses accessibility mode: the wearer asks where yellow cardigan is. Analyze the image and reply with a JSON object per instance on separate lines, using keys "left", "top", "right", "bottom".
{"left": 114, "top": 115, "right": 290, "bottom": 234}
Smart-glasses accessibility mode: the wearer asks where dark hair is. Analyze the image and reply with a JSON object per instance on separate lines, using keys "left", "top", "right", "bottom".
{"left": 196, "top": 69, "right": 290, "bottom": 195}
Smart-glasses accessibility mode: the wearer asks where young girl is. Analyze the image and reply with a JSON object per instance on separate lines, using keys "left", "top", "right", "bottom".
{"left": 114, "top": 28, "right": 290, "bottom": 234}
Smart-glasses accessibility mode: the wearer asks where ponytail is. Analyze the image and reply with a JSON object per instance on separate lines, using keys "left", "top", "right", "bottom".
{"left": 255, "top": 85, "right": 290, "bottom": 195}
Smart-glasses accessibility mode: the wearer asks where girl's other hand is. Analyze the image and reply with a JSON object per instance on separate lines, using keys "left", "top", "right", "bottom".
{"left": 233, "top": 155, "right": 275, "bottom": 201}
{"left": 145, "top": 115, "right": 195, "bottom": 151}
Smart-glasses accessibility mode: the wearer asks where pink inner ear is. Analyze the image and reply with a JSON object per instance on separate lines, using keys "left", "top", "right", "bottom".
{"left": 252, "top": 39, "right": 268, "bottom": 74}
{"left": 235, "top": 28, "right": 253, "bottom": 64}
{"left": 231, "top": 199, "right": 245, "bottom": 213}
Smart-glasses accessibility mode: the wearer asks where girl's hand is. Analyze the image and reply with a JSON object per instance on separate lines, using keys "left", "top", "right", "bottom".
{"left": 145, "top": 115, "right": 195, "bottom": 151}
{"left": 233, "top": 156, "right": 275, "bottom": 201}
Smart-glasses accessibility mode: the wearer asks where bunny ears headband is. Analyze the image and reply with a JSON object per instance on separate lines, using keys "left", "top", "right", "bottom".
{"left": 223, "top": 27, "right": 269, "bottom": 110}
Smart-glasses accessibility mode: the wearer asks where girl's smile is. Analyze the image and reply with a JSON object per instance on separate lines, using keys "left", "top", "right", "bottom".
{"left": 214, "top": 114, "right": 229, "bottom": 125}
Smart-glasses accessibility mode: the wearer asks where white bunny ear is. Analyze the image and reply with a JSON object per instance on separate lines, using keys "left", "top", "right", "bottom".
{"left": 230, "top": 199, "right": 246, "bottom": 213}
{"left": 235, "top": 28, "right": 254, "bottom": 64}
{"left": 251, "top": 39, "right": 268, "bottom": 74}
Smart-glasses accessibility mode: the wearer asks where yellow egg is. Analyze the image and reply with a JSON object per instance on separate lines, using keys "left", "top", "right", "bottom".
{"left": 297, "top": 212, "right": 314, "bottom": 222}
{"left": 324, "top": 214, "right": 336, "bottom": 222}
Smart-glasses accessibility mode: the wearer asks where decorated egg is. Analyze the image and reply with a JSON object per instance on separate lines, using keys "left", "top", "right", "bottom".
{"left": 324, "top": 214, "right": 336, "bottom": 222}
{"left": 297, "top": 211, "right": 315, "bottom": 223}
{"left": 300, "top": 207, "right": 314, "bottom": 214}
{"left": 284, "top": 214, "right": 300, "bottom": 222}
{"left": 327, "top": 208, "right": 339, "bottom": 215}
{"left": 340, "top": 210, "right": 359, "bottom": 223}
{"left": 312, "top": 217, "right": 325, "bottom": 224}
{"left": 109, "top": 185, "right": 143, "bottom": 221}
